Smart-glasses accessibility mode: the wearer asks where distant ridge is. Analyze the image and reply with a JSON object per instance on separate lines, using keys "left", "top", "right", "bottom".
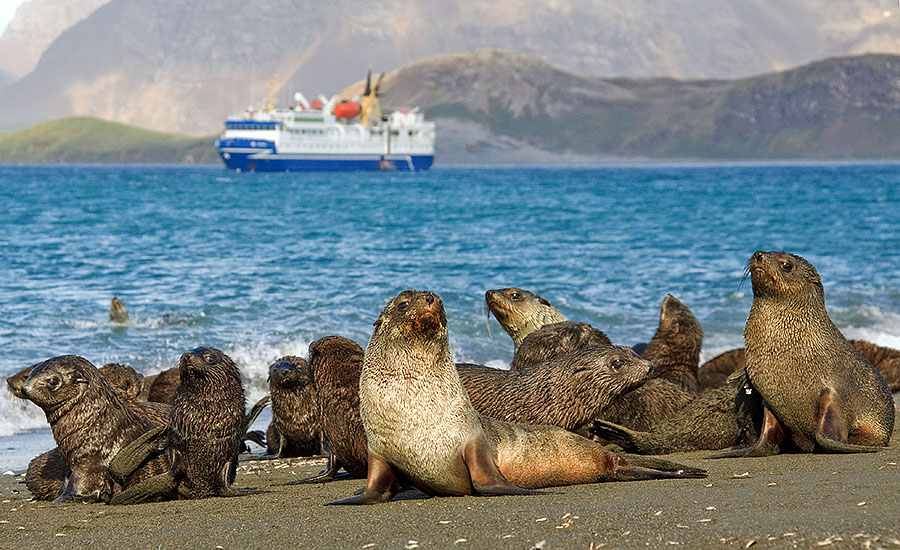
{"left": 0, "top": 117, "right": 217, "bottom": 164}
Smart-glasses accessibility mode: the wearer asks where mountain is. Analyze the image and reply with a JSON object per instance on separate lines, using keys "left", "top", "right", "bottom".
{"left": 342, "top": 50, "right": 900, "bottom": 160}
{"left": 0, "top": 117, "right": 216, "bottom": 163}
{"left": 0, "top": 0, "right": 111, "bottom": 83}
{"left": 0, "top": 0, "right": 898, "bottom": 135}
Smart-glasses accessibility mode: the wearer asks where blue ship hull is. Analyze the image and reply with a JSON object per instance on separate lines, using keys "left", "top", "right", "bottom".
{"left": 216, "top": 139, "right": 433, "bottom": 172}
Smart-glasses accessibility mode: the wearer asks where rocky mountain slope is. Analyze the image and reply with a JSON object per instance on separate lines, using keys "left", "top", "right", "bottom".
{"left": 0, "top": 0, "right": 898, "bottom": 135}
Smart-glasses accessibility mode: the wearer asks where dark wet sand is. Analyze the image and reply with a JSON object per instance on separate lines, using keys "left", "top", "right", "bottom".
{"left": 2, "top": 413, "right": 900, "bottom": 550}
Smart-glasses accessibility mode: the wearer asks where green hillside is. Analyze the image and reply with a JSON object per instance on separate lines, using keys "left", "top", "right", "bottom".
{"left": 0, "top": 117, "right": 218, "bottom": 163}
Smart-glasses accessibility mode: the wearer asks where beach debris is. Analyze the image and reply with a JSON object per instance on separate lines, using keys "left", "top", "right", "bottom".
{"left": 745, "top": 540, "right": 756, "bottom": 548}
{"left": 536, "top": 517, "right": 548, "bottom": 522}
{"left": 704, "top": 483, "right": 713, "bottom": 488}
{"left": 454, "top": 539, "right": 466, "bottom": 544}
{"left": 732, "top": 472, "right": 751, "bottom": 479}
{"left": 816, "top": 535, "right": 842, "bottom": 545}
{"left": 766, "top": 482, "right": 777, "bottom": 487}
{"left": 438, "top": 520, "right": 450, "bottom": 525}
{"left": 857, "top": 501, "right": 866, "bottom": 506}
{"left": 783, "top": 533, "right": 796, "bottom": 537}
{"left": 362, "top": 544, "right": 375, "bottom": 549}
{"left": 704, "top": 506, "right": 716, "bottom": 511}
{"left": 405, "top": 541, "right": 419, "bottom": 550}
{"left": 530, "top": 541, "right": 546, "bottom": 550}
{"left": 654, "top": 510, "right": 663, "bottom": 516}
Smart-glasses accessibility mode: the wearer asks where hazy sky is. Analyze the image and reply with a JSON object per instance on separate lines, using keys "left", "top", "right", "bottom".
{"left": 0, "top": 0, "right": 26, "bottom": 35}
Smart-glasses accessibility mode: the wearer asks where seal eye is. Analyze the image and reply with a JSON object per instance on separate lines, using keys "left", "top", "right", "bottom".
{"left": 202, "top": 352, "right": 214, "bottom": 363}
{"left": 510, "top": 292, "right": 520, "bottom": 300}
{"left": 611, "top": 359, "right": 624, "bottom": 369}
{"left": 46, "top": 376, "right": 61, "bottom": 391}
{"left": 780, "top": 261, "right": 794, "bottom": 272}
{"left": 397, "top": 301, "right": 409, "bottom": 312}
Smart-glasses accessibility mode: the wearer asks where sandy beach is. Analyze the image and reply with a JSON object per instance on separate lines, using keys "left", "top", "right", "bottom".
{"left": 1, "top": 409, "right": 899, "bottom": 550}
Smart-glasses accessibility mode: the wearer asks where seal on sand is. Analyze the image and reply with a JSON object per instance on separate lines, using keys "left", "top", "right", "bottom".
{"left": 331, "top": 290, "right": 705, "bottom": 505}
{"left": 109, "top": 297, "right": 129, "bottom": 323}
{"left": 457, "top": 345, "right": 652, "bottom": 435}
{"left": 722, "top": 250, "right": 894, "bottom": 457}
{"left": 262, "top": 356, "right": 321, "bottom": 458}
{"left": 591, "top": 370, "right": 763, "bottom": 454}
{"left": 21, "top": 355, "right": 154, "bottom": 502}
{"left": 485, "top": 287, "right": 567, "bottom": 348}
{"left": 640, "top": 294, "right": 703, "bottom": 396}
{"left": 293, "top": 336, "right": 369, "bottom": 483}
{"left": 510, "top": 321, "right": 612, "bottom": 370}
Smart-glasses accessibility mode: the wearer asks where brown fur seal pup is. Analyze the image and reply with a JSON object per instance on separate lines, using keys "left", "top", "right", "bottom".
{"left": 20, "top": 355, "right": 155, "bottom": 502}
{"left": 331, "top": 290, "right": 704, "bottom": 505}
{"left": 485, "top": 287, "right": 567, "bottom": 348}
{"left": 699, "top": 341, "right": 900, "bottom": 394}
{"left": 109, "top": 297, "right": 129, "bottom": 323}
{"left": 146, "top": 366, "right": 180, "bottom": 404}
{"left": 457, "top": 345, "right": 652, "bottom": 434}
{"left": 600, "top": 378, "right": 695, "bottom": 432}
{"left": 509, "top": 321, "right": 612, "bottom": 370}
{"left": 591, "top": 370, "right": 764, "bottom": 454}
{"left": 723, "top": 251, "right": 894, "bottom": 457}
{"left": 294, "top": 336, "right": 369, "bottom": 483}
{"left": 640, "top": 295, "right": 703, "bottom": 396}
{"left": 262, "top": 355, "right": 321, "bottom": 458}
{"left": 25, "top": 448, "right": 69, "bottom": 501}
{"left": 108, "top": 347, "right": 267, "bottom": 504}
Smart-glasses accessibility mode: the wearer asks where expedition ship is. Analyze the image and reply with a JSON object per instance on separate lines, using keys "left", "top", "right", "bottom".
{"left": 215, "top": 73, "right": 435, "bottom": 172}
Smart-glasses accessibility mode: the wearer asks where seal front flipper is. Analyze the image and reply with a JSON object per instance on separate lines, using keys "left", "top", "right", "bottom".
{"left": 109, "top": 472, "right": 176, "bottom": 505}
{"left": 619, "top": 454, "right": 706, "bottom": 476}
{"left": 710, "top": 406, "right": 784, "bottom": 458}
{"left": 327, "top": 453, "right": 400, "bottom": 505}
{"left": 590, "top": 420, "right": 642, "bottom": 452}
{"left": 814, "top": 388, "right": 885, "bottom": 453}
{"left": 464, "top": 437, "right": 541, "bottom": 496}
{"left": 290, "top": 444, "right": 341, "bottom": 484}
{"left": 242, "top": 395, "right": 270, "bottom": 435}
{"left": 613, "top": 466, "right": 708, "bottom": 481}
{"left": 109, "top": 426, "right": 170, "bottom": 479}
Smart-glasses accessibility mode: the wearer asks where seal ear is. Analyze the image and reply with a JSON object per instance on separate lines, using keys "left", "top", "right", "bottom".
{"left": 538, "top": 298, "right": 550, "bottom": 306}
{"left": 373, "top": 315, "right": 384, "bottom": 328}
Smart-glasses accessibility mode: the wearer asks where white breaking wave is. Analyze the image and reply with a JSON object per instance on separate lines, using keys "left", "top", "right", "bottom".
{"left": 0, "top": 391, "right": 46, "bottom": 437}
{"left": 224, "top": 337, "right": 312, "bottom": 404}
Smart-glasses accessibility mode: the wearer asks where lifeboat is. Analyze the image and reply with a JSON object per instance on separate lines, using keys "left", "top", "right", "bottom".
{"left": 334, "top": 101, "right": 361, "bottom": 119}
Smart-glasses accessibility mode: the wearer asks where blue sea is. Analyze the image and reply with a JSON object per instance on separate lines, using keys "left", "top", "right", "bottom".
{"left": 1, "top": 163, "right": 899, "bottom": 472}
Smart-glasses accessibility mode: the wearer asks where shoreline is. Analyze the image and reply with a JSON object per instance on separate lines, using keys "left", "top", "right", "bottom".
{"left": 2, "top": 411, "right": 899, "bottom": 549}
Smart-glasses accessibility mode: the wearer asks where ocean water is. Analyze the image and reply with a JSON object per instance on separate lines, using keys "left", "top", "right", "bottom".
{"left": 1, "top": 163, "right": 899, "bottom": 472}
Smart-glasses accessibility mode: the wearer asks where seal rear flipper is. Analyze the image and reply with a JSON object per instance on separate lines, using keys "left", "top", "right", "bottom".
{"left": 709, "top": 406, "right": 783, "bottom": 458}
{"left": 289, "top": 446, "right": 341, "bottom": 484}
{"left": 241, "top": 395, "right": 270, "bottom": 436}
{"left": 464, "top": 437, "right": 540, "bottom": 496}
{"left": 109, "top": 472, "right": 176, "bottom": 505}
{"left": 590, "top": 420, "right": 642, "bottom": 452}
{"left": 109, "top": 426, "right": 170, "bottom": 479}
{"left": 243, "top": 430, "right": 266, "bottom": 449}
{"left": 327, "top": 452, "right": 400, "bottom": 505}
{"left": 619, "top": 454, "right": 706, "bottom": 476}
{"left": 814, "top": 387, "right": 885, "bottom": 453}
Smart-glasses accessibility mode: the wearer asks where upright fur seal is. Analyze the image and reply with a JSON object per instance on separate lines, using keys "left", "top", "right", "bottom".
{"left": 725, "top": 250, "right": 894, "bottom": 456}
{"left": 109, "top": 297, "right": 129, "bottom": 323}
{"left": 510, "top": 321, "right": 612, "bottom": 370}
{"left": 640, "top": 295, "right": 703, "bottom": 395}
{"left": 332, "top": 290, "right": 704, "bottom": 505}
{"left": 21, "top": 356, "right": 154, "bottom": 502}
{"left": 485, "top": 287, "right": 567, "bottom": 348}
{"left": 263, "top": 356, "right": 321, "bottom": 458}
{"left": 457, "top": 345, "right": 652, "bottom": 434}
{"left": 297, "top": 336, "right": 369, "bottom": 482}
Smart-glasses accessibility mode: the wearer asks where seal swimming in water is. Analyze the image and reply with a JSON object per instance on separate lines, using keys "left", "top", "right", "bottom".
{"left": 20, "top": 356, "right": 156, "bottom": 502}
{"left": 457, "top": 345, "right": 652, "bottom": 435}
{"left": 485, "top": 287, "right": 567, "bottom": 348}
{"left": 509, "top": 321, "right": 612, "bottom": 370}
{"left": 721, "top": 251, "right": 894, "bottom": 457}
{"left": 109, "top": 297, "right": 129, "bottom": 323}
{"left": 698, "top": 341, "right": 900, "bottom": 394}
{"left": 331, "top": 290, "right": 705, "bottom": 505}
{"left": 261, "top": 355, "right": 321, "bottom": 459}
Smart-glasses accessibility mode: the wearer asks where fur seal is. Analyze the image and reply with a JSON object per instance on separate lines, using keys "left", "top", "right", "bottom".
{"left": 6, "top": 363, "right": 38, "bottom": 399}
{"left": 510, "top": 321, "right": 612, "bottom": 370}
{"left": 20, "top": 356, "right": 155, "bottom": 502}
{"left": 640, "top": 295, "right": 703, "bottom": 395}
{"left": 485, "top": 287, "right": 567, "bottom": 348}
{"left": 331, "top": 290, "right": 704, "bottom": 505}
{"left": 146, "top": 366, "right": 180, "bottom": 404}
{"left": 262, "top": 356, "right": 321, "bottom": 458}
{"left": 109, "top": 297, "right": 129, "bottom": 323}
{"left": 296, "top": 336, "right": 369, "bottom": 483}
{"left": 591, "top": 370, "right": 763, "bottom": 454}
{"left": 699, "top": 341, "right": 900, "bottom": 394}
{"left": 457, "top": 345, "right": 652, "bottom": 435}
{"left": 723, "top": 250, "right": 894, "bottom": 456}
